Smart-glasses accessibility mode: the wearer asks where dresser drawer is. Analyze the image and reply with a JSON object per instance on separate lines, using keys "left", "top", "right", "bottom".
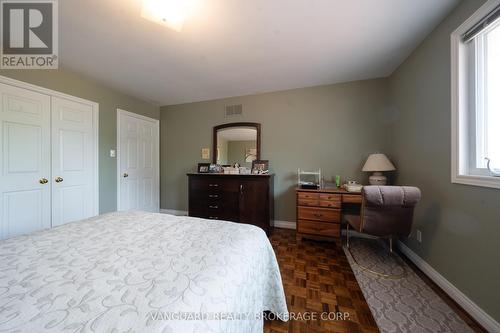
{"left": 297, "top": 206, "right": 340, "bottom": 222}
{"left": 189, "top": 177, "right": 239, "bottom": 193}
{"left": 342, "top": 194, "right": 362, "bottom": 204}
{"left": 189, "top": 200, "right": 239, "bottom": 221}
{"left": 298, "top": 220, "right": 340, "bottom": 237}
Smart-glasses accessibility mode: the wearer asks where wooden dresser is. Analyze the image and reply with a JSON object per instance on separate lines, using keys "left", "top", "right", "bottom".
{"left": 187, "top": 173, "right": 273, "bottom": 233}
{"left": 296, "top": 188, "right": 362, "bottom": 240}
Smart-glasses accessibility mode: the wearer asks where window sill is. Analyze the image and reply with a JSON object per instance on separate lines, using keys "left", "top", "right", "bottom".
{"left": 452, "top": 174, "right": 500, "bottom": 189}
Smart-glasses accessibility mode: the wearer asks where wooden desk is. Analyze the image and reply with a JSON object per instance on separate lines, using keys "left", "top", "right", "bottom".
{"left": 296, "top": 188, "right": 362, "bottom": 241}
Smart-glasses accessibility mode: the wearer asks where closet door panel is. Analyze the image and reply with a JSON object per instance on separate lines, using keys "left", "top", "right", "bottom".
{"left": 51, "top": 97, "right": 96, "bottom": 227}
{"left": 0, "top": 83, "right": 51, "bottom": 239}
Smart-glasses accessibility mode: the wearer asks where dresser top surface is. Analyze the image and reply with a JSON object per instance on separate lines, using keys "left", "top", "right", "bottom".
{"left": 187, "top": 173, "right": 273, "bottom": 177}
{"left": 296, "top": 187, "right": 361, "bottom": 195}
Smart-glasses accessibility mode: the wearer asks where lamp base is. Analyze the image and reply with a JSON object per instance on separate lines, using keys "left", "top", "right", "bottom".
{"left": 369, "top": 172, "right": 387, "bottom": 185}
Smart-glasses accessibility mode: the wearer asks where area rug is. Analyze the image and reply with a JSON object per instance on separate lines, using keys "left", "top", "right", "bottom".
{"left": 344, "top": 237, "right": 473, "bottom": 333}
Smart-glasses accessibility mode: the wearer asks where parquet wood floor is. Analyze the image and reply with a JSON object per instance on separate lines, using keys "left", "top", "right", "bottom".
{"left": 264, "top": 228, "right": 379, "bottom": 333}
{"left": 264, "top": 228, "right": 485, "bottom": 333}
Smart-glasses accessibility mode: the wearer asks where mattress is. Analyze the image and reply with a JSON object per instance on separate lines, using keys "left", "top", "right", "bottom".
{"left": 0, "top": 211, "right": 288, "bottom": 332}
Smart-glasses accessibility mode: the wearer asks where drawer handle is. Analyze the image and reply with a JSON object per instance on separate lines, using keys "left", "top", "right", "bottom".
{"left": 209, "top": 184, "right": 219, "bottom": 187}
{"left": 208, "top": 194, "right": 219, "bottom": 198}
{"left": 209, "top": 216, "right": 218, "bottom": 220}
{"left": 209, "top": 205, "right": 218, "bottom": 209}
{"left": 314, "top": 213, "right": 323, "bottom": 218}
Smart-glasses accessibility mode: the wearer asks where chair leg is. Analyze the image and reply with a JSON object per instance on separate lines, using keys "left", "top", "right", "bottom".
{"left": 389, "top": 237, "right": 393, "bottom": 253}
{"left": 346, "top": 223, "right": 350, "bottom": 248}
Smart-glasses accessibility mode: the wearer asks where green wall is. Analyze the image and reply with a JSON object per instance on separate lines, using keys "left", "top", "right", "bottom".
{"left": 160, "top": 78, "right": 391, "bottom": 221}
{"left": 0, "top": 68, "right": 160, "bottom": 213}
{"left": 388, "top": 0, "right": 499, "bottom": 322}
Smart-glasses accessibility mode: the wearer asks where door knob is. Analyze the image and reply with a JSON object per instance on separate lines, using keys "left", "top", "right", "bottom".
{"left": 39, "top": 178, "right": 48, "bottom": 184}
{"left": 123, "top": 173, "right": 129, "bottom": 178}
{"left": 55, "top": 176, "right": 64, "bottom": 183}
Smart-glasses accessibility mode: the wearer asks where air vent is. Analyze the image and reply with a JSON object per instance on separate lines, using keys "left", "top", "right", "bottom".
{"left": 224, "top": 104, "right": 243, "bottom": 117}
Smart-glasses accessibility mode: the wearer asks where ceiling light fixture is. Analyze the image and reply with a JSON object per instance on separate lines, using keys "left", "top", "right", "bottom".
{"left": 141, "top": 0, "right": 200, "bottom": 32}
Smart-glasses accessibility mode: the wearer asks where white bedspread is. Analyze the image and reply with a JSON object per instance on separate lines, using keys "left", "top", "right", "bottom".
{"left": 0, "top": 211, "right": 288, "bottom": 333}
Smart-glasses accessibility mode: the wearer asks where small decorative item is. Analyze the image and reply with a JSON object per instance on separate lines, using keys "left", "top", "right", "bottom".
{"left": 245, "top": 148, "right": 257, "bottom": 162}
{"left": 297, "top": 168, "right": 321, "bottom": 189}
{"left": 345, "top": 180, "right": 363, "bottom": 192}
{"left": 252, "top": 160, "right": 269, "bottom": 174}
{"left": 223, "top": 166, "right": 239, "bottom": 174}
{"left": 209, "top": 164, "right": 222, "bottom": 173}
{"left": 239, "top": 167, "right": 251, "bottom": 175}
{"left": 197, "top": 163, "right": 210, "bottom": 173}
{"left": 335, "top": 175, "right": 341, "bottom": 188}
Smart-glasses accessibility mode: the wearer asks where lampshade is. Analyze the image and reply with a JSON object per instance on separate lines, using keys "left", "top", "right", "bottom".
{"left": 362, "top": 153, "right": 396, "bottom": 172}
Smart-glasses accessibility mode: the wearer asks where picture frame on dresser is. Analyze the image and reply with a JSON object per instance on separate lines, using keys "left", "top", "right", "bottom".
{"left": 198, "top": 163, "right": 210, "bottom": 173}
{"left": 252, "top": 160, "right": 269, "bottom": 174}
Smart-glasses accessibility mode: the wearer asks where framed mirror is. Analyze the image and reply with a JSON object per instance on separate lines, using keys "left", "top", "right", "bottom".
{"left": 213, "top": 122, "right": 261, "bottom": 166}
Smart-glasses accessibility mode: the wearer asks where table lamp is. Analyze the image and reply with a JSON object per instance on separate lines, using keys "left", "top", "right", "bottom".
{"left": 362, "top": 153, "right": 396, "bottom": 185}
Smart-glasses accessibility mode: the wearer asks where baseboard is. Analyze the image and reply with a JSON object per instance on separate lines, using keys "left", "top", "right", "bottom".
{"left": 160, "top": 209, "right": 188, "bottom": 216}
{"left": 398, "top": 241, "right": 500, "bottom": 332}
{"left": 273, "top": 220, "right": 296, "bottom": 229}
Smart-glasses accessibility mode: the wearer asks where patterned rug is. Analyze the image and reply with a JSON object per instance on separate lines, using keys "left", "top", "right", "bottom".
{"left": 344, "top": 237, "right": 473, "bottom": 333}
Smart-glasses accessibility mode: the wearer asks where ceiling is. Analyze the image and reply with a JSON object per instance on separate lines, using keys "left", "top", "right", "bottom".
{"left": 60, "top": 0, "right": 459, "bottom": 106}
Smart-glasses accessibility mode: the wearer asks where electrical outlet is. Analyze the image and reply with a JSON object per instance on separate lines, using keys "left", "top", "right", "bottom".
{"left": 416, "top": 230, "right": 422, "bottom": 243}
{"left": 110, "top": 149, "right": 116, "bottom": 158}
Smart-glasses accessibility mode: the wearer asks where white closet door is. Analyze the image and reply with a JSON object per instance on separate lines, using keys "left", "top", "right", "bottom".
{"left": 51, "top": 97, "right": 96, "bottom": 227}
{"left": 0, "top": 82, "right": 51, "bottom": 239}
{"left": 118, "top": 110, "right": 159, "bottom": 212}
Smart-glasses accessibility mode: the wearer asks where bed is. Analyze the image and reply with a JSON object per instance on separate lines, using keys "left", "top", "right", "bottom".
{"left": 0, "top": 211, "right": 288, "bottom": 332}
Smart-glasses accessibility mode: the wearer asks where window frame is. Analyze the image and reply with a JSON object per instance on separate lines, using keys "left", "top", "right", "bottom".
{"left": 451, "top": 0, "right": 500, "bottom": 189}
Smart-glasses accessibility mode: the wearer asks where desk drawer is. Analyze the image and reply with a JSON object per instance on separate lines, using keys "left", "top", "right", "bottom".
{"left": 298, "top": 220, "right": 340, "bottom": 237}
{"left": 298, "top": 206, "right": 340, "bottom": 222}
{"left": 342, "top": 194, "right": 362, "bottom": 204}
{"left": 319, "top": 193, "right": 341, "bottom": 202}
{"left": 298, "top": 198, "right": 319, "bottom": 206}
{"left": 319, "top": 194, "right": 341, "bottom": 208}
{"left": 298, "top": 192, "right": 319, "bottom": 200}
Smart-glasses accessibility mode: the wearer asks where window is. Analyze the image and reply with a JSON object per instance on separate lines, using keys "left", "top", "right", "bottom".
{"left": 452, "top": 1, "right": 500, "bottom": 188}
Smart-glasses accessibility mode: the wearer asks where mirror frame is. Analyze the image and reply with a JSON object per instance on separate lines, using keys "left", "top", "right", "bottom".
{"left": 213, "top": 122, "right": 261, "bottom": 164}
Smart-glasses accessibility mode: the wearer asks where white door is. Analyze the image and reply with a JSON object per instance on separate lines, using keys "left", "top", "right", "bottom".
{"left": 0, "top": 83, "right": 51, "bottom": 239}
{"left": 51, "top": 96, "right": 96, "bottom": 227}
{"left": 118, "top": 110, "right": 159, "bottom": 212}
